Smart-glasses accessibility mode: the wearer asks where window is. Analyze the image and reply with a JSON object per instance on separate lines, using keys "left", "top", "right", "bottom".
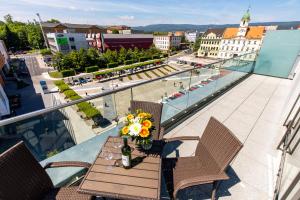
{"left": 233, "top": 40, "right": 235, "bottom": 44}
{"left": 71, "top": 45, "right": 76, "bottom": 50}
{"left": 69, "top": 37, "right": 75, "bottom": 42}
{"left": 248, "top": 41, "right": 251, "bottom": 44}
{"left": 231, "top": 46, "right": 234, "bottom": 50}
{"left": 236, "top": 47, "right": 239, "bottom": 51}
{"left": 226, "top": 46, "right": 229, "bottom": 50}
{"left": 252, "top": 48, "right": 255, "bottom": 51}
{"left": 238, "top": 40, "right": 240, "bottom": 44}
{"left": 254, "top": 41, "right": 257, "bottom": 45}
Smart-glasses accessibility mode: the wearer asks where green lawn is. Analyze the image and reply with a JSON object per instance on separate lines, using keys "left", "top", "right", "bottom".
{"left": 49, "top": 71, "right": 63, "bottom": 78}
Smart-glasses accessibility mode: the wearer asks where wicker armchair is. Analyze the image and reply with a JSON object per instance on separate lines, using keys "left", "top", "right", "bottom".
{"left": 163, "top": 117, "right": 243, "bottom": 200}
{"left": 130, "top": 100, "right": 164, "bottom": 140}
{"left": 0, "top": 141, "right": 94, "bottom": 200}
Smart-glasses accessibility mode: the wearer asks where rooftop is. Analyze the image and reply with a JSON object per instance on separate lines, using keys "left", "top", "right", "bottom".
{"left": 203, "top": 28, "right": 225, "bottom": 37}
{"left": 223, "top": 26, "right": 265, "bottom": 39}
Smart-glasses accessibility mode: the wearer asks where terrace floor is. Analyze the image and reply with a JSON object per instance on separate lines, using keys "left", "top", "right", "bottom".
{"left": 164, "top": 73, "right": 299, "bottom": 199}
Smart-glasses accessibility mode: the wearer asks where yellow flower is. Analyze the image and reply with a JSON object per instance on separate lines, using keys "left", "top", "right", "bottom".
{"left": 142, "top": 120, "right": 152, "bottom": 128}
{"left": 138, "top": 112, "right": 147, "bottom": 118}
{"left": 127, "top": 114, "right": 134, "bottom": 120}
{"left": 139, "top": 127, "right": 150, "bottom": 138}
{"left": 121, "top": 126, "right": 129, "bottom": 135}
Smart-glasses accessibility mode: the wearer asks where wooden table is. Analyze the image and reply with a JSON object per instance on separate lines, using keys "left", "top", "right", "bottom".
{"left": 78, "top": 136, "right": 162, "bottom": 200}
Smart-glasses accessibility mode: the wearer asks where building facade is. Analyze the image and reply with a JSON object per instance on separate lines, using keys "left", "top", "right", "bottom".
{"left": 106, "top": 25, "right": 132, "bottom": 34}
{"left": 197, "top": 28, "right": 225, "bottom": 58}
{"left": 153, "top": 33, "right": 181, "bottom": 51}
{"left": 87, "top": 33, "right": 153, "bottom": 52}
{"left": 218, "top": 10, "right": 265, "bottom": 60}
{"left": 47, "top": 33, "right": 89, "bottom": 54}
{"left": 185, "top": 31, "right": 201, "bottom": 43}
{"left": 42, "top": 23, "right": 106, "bottom": 35}
{"left": 0, "top": 40, "right": 10, "bottom": 118}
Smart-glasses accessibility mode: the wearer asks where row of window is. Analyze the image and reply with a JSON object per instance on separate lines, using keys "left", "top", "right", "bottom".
{"left": 222, "top": 39, "right": 257, "bottom": 45}
{"left": 200, "top": 46, "right": 219, "bottom": 51}
{"left": 221, "top": 46, "right": 256, "bottom": 51}
{"left": 201, "top": 40, "right": 220, "bottom": 45}
{"left": 203, "top": 36, "right": 221, "bottom": 39}
{"left": 220, "top": 53, "right": 254, "bottom": 59}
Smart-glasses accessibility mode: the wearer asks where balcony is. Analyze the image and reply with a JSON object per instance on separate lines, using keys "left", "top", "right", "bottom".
{"left": 0, "top": 47, "right": 300, "bottom": 199}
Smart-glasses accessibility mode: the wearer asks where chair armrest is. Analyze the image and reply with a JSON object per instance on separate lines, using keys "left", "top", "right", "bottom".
{"left": 163, "top": 136, "right": 199, "bottom": 142}
{"left": 174, "top": 172, "right": 229, "bottom": 197}
{"left": 43, "top": 161, "right": 91, "bottom": 170}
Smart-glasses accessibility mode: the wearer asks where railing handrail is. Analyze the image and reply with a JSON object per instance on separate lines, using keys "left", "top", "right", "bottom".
{"left": 0, "top": 52, "right": 256, "bottom": 126}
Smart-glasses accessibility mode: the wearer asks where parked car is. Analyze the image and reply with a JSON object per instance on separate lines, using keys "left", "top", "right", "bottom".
{"left": 85, "top": 77, "right": 92, "bottom": 82}
{"left": 39, "top": 80, "right": 48, "bottom": 90}
{"left": 79, "top": 77, "right": 87, "bottom": 84}
{"left": 73, "top": 79, "right": 80, "bottom": 85}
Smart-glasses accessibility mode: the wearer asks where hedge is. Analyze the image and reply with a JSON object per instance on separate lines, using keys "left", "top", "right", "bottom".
{"left": 93, "top": 59, "right": 165, "bottom": 77}
{"left": 77, "top": 102, "right": 101, "bottom": 119}
{"left": 61, "top": 69, "right": 75, "bottom": 77}
{"left": 85, "top": 107, "right": 101, "bottom": 119}
{"left": 124, "top": 60, "right": 134, "bottom": 65}
{"left": 40, "top": 49, "right": 52, "bottom": 56}
{"left": 64, "top": 90, "right": 78, "bottom": 98}
{"left": 58, "top": 84, "right": 70, "bottom": 93}
{"left": 85, "top": 66, "right": 99, "bottom": 73}
{"left": 54, "top": 80, "right": 65, "bottom": 86}
{"left": 139, "top": 57, "right": 150, "bottom": 62}
{"left": 49, "top": 71, "right": 62, "bottom": 78}
{"left": 107, "top": 62, "right": 119, "bottom": 68}
{"left": 152, "top": 54, "right": 160, "bottom": 59}
{"left": 69, "top": 95, "right": 82, "bottom": 101}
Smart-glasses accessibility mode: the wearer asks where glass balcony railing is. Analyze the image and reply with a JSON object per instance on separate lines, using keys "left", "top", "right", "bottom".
{"left": 0, "top": 52, "right": 257, "bottom": 186}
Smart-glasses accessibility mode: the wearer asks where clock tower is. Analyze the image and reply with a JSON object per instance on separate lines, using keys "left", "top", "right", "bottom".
{"left": 237, "top": 8, "right": 251, "bottom": 37}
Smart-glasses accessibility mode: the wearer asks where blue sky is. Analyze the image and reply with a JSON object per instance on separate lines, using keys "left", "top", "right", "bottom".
{"left": 0, "top": 0, "right": 299, "bottom": 26}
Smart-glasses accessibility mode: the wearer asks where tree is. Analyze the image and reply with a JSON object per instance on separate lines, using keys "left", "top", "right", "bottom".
{"left": 87, "top": 48, "right": 100, "bottom": 66}
{"left": 47, "top": 19, "right": 60, "bottom": 23}
{"left": 118, "top": 47, "right": 127, "bottom": 64}
{"left": 193, "top": 37, "right": 202, "bottom": 52}
{"left": 3, "top": 14, "right": 13, "bottom": 24}
{"left": 112, "top": 29, "right": 119, "bottom": 34}
{"left": 0, "top": 24, "right": 18, "bottom": 50}
{"left": 132, "top": 47, "right": 140, "bottom": 61}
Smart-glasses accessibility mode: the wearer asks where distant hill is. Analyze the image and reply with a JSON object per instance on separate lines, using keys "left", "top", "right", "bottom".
{"left": 133, "top": 21, "right": 300, "bottom": 33}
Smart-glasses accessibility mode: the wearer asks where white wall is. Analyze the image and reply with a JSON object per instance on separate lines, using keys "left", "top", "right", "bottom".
{"left": 0, "top": 84, "right": 10, "bottom": 117}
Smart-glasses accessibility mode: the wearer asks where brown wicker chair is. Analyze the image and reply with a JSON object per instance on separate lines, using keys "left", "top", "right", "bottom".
{"left": 163, "top": 117, "right": 243, "bottom": 200}
{"left": 130, "top": 100, "right": 164, "bottom": 140}
{"left": 0, "top": 141, "right": 94, "bottom": 200}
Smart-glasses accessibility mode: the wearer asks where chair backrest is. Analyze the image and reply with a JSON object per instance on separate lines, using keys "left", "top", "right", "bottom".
{"left": 0, "top": 142, "right": 53, "bottom": 200}
{"left": 196, "top": 117, "right": 243, "bottom": 171}
{"left": 130, "top": 100, "right": 163, "bottom": 140}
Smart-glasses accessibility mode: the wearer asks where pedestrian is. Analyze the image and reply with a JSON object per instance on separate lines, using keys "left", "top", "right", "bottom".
{"left": 105, "top": 102, "right": 109, "bottom": 107}
{"left": 85, "top": 92, "right": 88, "bottom": 96}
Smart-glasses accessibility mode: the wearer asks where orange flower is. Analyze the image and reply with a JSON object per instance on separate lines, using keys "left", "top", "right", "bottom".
{"left": 121, "top": 126, "right": 129, "bottom": 135}
{"left": 127, "top": 114, "right": 134, "bottom": 120}
{"left": 139, "top": 127, "right": 150, "bottom": 138}
{"left": 142, "top": 120, "right": 152, "bottom": 128}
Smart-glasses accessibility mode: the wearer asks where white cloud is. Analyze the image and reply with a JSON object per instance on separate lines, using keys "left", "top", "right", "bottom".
{"left": 119, "top": 15, "right": 135, "bottom": 20}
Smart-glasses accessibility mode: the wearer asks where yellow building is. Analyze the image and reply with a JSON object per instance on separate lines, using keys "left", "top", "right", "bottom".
{"left": 197, "top": 28, "right": 225, "bottom": 58}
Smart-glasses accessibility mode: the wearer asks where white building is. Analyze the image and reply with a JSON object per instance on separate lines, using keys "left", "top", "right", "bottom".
{"left": 0, "top": 40, "right": 10, "bottom": 118}
{"left": 185, "top": 31, "right": 201, "bottom": 43}
{"left": 46, "top": 32, "right": 89, "bottom": 54}
{"left": 218, "top": 9, "right": 265, "bottom": 60}
{"left": 0, "top": 40, "right": 10, "bottom": 70}
{"left": 153, "top": 33, "right": 181, "bottom": 51}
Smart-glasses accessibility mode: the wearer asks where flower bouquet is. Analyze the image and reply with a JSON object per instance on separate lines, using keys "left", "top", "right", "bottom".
{"left": 120, "top": 109, "right": 154, "bottom": 150}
